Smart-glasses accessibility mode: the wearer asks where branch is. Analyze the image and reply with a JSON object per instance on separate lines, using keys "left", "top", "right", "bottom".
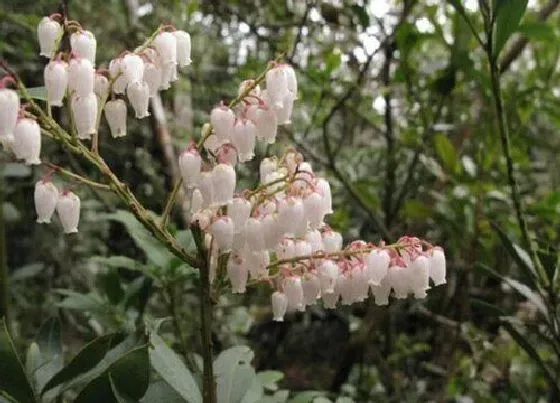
{"left": 160, "top": 178, "right": 183, "bottom": 229}
{"left": 44, "top": 162, "right": 111, "bottom": 190}
{"left": 500, "top": 0, "right": 560, "bottom": 73}
{"left": 382, "top": 43, "right": 396, "bottom": 227}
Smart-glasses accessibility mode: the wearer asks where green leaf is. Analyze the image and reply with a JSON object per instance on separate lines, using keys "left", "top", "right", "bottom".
{"left": 492, "top": 0, "right": 528, "bottom": 57}
{"left": 41, "top": 333, "right": 125, "bottom": 394}
{"left": 0, "top": 319, "right": 37, "bottom": 403}
{"left": 90, "top": 256, "right": 142, "bottom": 271}
{"left": 19, "top": 87, "right": 47, "bottom": 101}
{"left": 500, "top": 321, "right": 559, "bottom": 393}
{"left": 288, "top": 391, "right": 327, "bottom": 403}
{"left": 2, "top": 163, "right": 31, "bottom": 178}
{"left": 256, "top": 371, "right": 284, "bottom": 392}
{"left": 434, "top": 133, "right": 459, "bottom": 174}
{"left": 109, "top": 346, "right": 150, "bottom": 401}
{"left": 149, "top": 333, "right": 201, "bottom": 403}
{"left": 448, "top": 0, "right": 470, "bottom": 26}
{"left": 350, "top": 5, "right": 369, "bottom": 28}
{"left": 99, "top": 210, "right": 174, "bottom": 268}
{"left": 33, "top": 318, "right": 63, "bottom": 395}
{"left": 470, "top": 298, "right": 507, "bottom": 317}
{"left": 214, "top": 346, "right": 256, "bottom": 403}
{"left": 517, "top": 21, "right": 556, "bottom": 42}
{"left": 11, "top": 263, "right": 44, "bottom": 282}
{"left": 140, "top": 380, "right": 186, "bottom": 403}
{"left": 491, "top": 223, "right": 537, "bottom": 287}
{"left": 74, "top": 375, "right": 114, "bottom": 403}
{"left": 325, "top": 49, "right": 341, "bottom": 73}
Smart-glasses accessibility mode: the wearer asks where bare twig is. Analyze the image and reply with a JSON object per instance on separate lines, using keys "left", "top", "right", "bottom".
{"left": 45, "top": 162, "right": 111, "bottom": 190}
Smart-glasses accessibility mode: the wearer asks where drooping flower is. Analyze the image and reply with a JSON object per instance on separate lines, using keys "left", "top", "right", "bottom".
{"left": 71, "top": 93, "right": 98, "bottom": 139}
{"left": 37, "top": 17, "right": 62, "bottom": 58}
{"left": 127, "top": 81, "right": 150, "bottom": 119}
{"left": 34, "top": 180, "right": 59, "bottom": 223}
{"left": 104, "top": 99, "right": 127, "bottom": 138}
{"left": 70, "top": 30, "right": 97, "bottom": 65}
{"left": 13, "top": 118, "right": 41, "bottom": 165}
{"left": 174, "top": 30, "right": 192, "bottom": 67}
{"left": 68, "top": 58, "right": 95, "bottom": 97}
{"left": 179, "top": 147, "right": 202, "bottom": 188}
{"left": 44, "top": 60, "right": 68, "bottom": 107}
{"left": 56, "top": 191, "right": 81, "bottom": 233}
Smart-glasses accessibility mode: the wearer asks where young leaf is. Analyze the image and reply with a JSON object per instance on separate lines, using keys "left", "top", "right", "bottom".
{"left": 214, "top": 346, "right": 256, "bottom": 403}
{"left": 0, "top": 319, "right": 37, "bottom": 403}
{"left": 492, "top": 0, "right": 528, "bottom": 57}
{"left": 149, "top": 333, "right": 202, "bottom": 403}
{"left": 434, "top": 133, "right": 459, "bottom": 174}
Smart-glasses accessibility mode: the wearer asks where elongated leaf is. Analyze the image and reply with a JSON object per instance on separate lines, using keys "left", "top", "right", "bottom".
{"left": 42, "top": 333, "right": 125, "bottom": 394}
{"left": 288, "top": 391, "right": 327, "bottom": 403}
{"left": 0, "top": 319, "right": 36, "bottom": 403}
{"left": 501, "top": 321, "right": 559, "bottom": 392}
{"left": 214, "top": 346, "right": 256, "bottom": 403}
{"left": 493, "top": 0, "right": 528, "bottom": 56}
{"left": 18, "top": 87, "right": 47, "bottom": 101}
{"left": 470, "top": 298, "right": 507, "bottom": 317}
{"left": 100, "top": 211, "right": 174, "bottom": 268}
{"left": 502, "top": 277, "right": 548, "bottom": 318}
{"left": 149, "top": 333, "right": 201, "bottom": 403}
{"left": 33, "top": 318, "right": 63, "bottom": 396}
{"left": 492, "top": 223, "right": 537, "bottom": 287}
{"left": 140, "top": 380, "right": 186, "bottom": 403}
{"left": 434, "top": 133, "right": 459, "bottom": 174}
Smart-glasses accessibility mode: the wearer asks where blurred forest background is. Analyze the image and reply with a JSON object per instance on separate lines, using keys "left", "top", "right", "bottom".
{"left": 2, "top": 0, "right": 560, "bottom": 402}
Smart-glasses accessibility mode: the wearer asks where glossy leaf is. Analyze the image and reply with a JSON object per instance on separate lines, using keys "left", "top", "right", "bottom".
{"left": 492, "top": 0, "right": 528, "bottom": 57}
{"left": 0, "top": 319, "right": 36, "bottom": 403}
{"left": 214, "top": 346, "right": 256, "bottom": 403}
{"left": 492, "top": 223, "right": 537, "bottom": 287}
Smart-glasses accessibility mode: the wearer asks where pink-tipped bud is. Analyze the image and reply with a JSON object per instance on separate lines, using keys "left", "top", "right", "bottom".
{"left": 302, "top": 274, "right": 321, "bottom": 305}
{"left": 228, "top": 198, "right": 251, "bottom": 233}
{"left": 210, "top": 106, "right": 235, "bottom": 142}
{"left": 94, "top": 74, "right": 110, "bottom": 100}
{"left": 153, "top": 31, "right": 177, "bottom": 66}
{"left": 284, "top": 276, "right": 304, "bottom": 311}
{"left": 231, "top": 119, "right": 256, "bottom": 163}
{"left": 143, "top": 61, "right": 162, "bottom": 98}
{"left": 122, "top": 54, "right": 144, "bottom": 85}
{"left": 322, "top": 230, "right": 342, "bottom": 253}
{"left": 317, "top": 259, "right": 339, "bottom": 294}
{"left": 245, "top": 217, "right": 265, "bottom": 251}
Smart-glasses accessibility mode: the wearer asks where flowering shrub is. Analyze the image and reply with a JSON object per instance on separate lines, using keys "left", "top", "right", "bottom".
{"left": 0, "top": 11, "right": 446, "bottom": 402}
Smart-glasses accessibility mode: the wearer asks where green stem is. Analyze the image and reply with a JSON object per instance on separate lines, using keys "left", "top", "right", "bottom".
{"left": 160, "top": 178, "right": 183, "bottom": 229}
{"left": 488, "top": 59, "right": 549, "bottom": 287}
{"left": 200, "top": 250, "right": 216, "bottom": 403}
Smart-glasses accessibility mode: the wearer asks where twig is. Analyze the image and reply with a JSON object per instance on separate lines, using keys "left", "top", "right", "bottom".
{"left": 160, "top": 178, "right": 183, "bottom": 229}
{"left": 45, "top": 162, "right": 111, "bottom": 190}
{"left": 382, "top": 43, "right": 396, "bottom": 228}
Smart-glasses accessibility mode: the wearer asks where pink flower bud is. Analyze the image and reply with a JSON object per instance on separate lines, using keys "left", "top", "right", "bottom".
{"left": 430, "top": 247, "right": 447, "bottom": 286}
{"left": 127, "top": 81, "right": 150, "bottom": 119}
{"left": 174, "top": 30, "right": 192, "bottom": 67}
{"left": 56, "top": 191, "right": 80, "bottom": 233}
{"left": 34, "top": 180, "right": 59, "bottom": 223}
{"left": 13, "top": 118, "right": 41, "bottom": 165}
{"left": 227, "top": 252, "right": 248, "bottom": 293}
{"left": 228, "top": 198, "right": 251, "bottom": 232}
{"left": 153, "top": 32, "right": 177, "bottom": 66}
{"left": 0, "top": 88, "right": 20, "bottom": 138}
{"left": 211, "top": 163, "right": 236, "bottom": 206}
{"left": 261, "top": 214, "right": 281, "bottom": 250}
{"left": 366, "top": 249, "right": 390, "bottom": 286}
{"left": 387, "top": 266, "right": 409, "bottom": 299}
{"left": 271, "top": 291, "right": 288, "bottom": 321}
{"left": 104, "top": 99, "right": 127, "bottom": 138}
{"left": 68, "top": 58, "right": 94, "bottom": 97}
{"left": 232, "top": 119, "right": 256, "bottom": 163}
{"left": 37, "top": 17, "right": 62, "bottom": 58}
{"left": 178, "top": 149, "right": 201, "bottom": 188}
{"left": 322, "top": 230, "right": 342, "bottom": 253}
{"left": 44, "top": 60, "right": 68, "bottom": 107}
{"left": 210, "top": 216, "right": 234, "bottom": 251}
{"left": 122, "top": 54, "right": 144, "bottom": 85}
{"left": 70, "top": 30, "right": 97, "bottom": 65}
{"left": 210, "top": 106, "right": 235, "bottom": 142}
{"left": 71, "top": 93, "right": 98, "bottom": 140}
{"left": 317, "top": 260, "right": 339, "bottom": 294}
{"left": 294, "top": 240, "right": 312, "bottom": 258}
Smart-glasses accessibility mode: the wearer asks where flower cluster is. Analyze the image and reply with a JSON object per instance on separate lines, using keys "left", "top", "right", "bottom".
{"left": 181, "top": 69, "right": 446, "bottom": 321}
{"left": 0, "top": 15, "right": 193, "bottom": 233}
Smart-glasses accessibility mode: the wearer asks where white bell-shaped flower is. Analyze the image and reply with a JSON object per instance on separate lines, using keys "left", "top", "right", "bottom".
{"left": 199, "top": 172, "right": 214, "bottom": 208}
{"left": 159, "top": 63, "right": 178, "bottom": 90}
{"left": 210, "top": 105, "right": 235, "bottom": 142}
{"left": 322, "top": 287, "right": 340, "bottom": 309}
{"left": 245, "top": 217, "right": 265, "bottom": 251}
{"left": 274, "top": 92, "right": 295, "bottom": 125}
{"left": 255, "top": 105, "right": 278, "bottom": 144}
{"left": 277, "top": 197, "right": 305, "bottom": 236}
{"left": 316, "top": 178, "right": 333, "bottom": 214}
{"left": 366, "top": 249, "right": 390, "bottom": 286}
{"left": 227, "top": 252, "right": 248, "bottom": 293}
{"left": 276, "top": 238, "right": 296, "bottom": 260}
{"left": 238, "top": 79, "right": 261, "bottom": 101}
{"left": 71, "top": 93, "right": 97, "bottom": 140}
{"left": 0, "top": 88, "right": 20, "bottom": 138}
{"left": 127, "top": 81, "right": 150, "bottom": 119}
{"left": 302, "top": 274, "right": 321, "bottom": 305}
{"left": 104, "top": 99, "right": 127, "bottom": 138}
{"left": 371, "top": 276, "right": 391, "bottom": 306}
{"left": 94, "top": 74, "right": 110, "bottom": 100}
{"left": 266, "top": 65, "right": 289, "bottom": 109}
{"left": 271, "top": 291, "right": 288, "bottom": 321}
{"left": 191, "top": 208, "right": 213, "bottom": 229}
{"left": 174, "top": 30, "right": 192, "bottom": 67}
{"left": 68, "top": 58, "right": 94, "bottom": 97}
{"left": 122, "top": 53, "right": 144, "bottom": 84}
{"left": 246, "top": 249, "right": 270, "bottom": 279}
{"left": 109, "top": 59, "right": 127, "bottom": 95}
{"left": 228, "top": 198, "right": 251, "bottom": 232}
{"left": 210, "top": 216, "right": 234, "bottom": 251}
{"left": 37, "top": 17, "right": 62, "bottom": 58}
{"left": 70, "top": 30, "right": 97, "bottom": 65}
{"left": 262, "top": 214, "right": 281, "bottom": 250}
{"left": 191, "top": 188, "right": 204, "bottom": 215}
{"left": 178, "top": 148, "right": 202, "bottom": 188}
{"left": 231, "top": 119, "right": 256, "bottom": 163}
{"left": 409, "top": 255, "right": 430, "bottom": 299}
{"left": 294, "top": 240, "right": 312, "bottom": 258}
{"left": 0, "top": 134, "right": 14, "bottom": 151}
{"left": 283, "top": 64, "right": 298, "bottom": 98}
{"left": 387, "top": 266, "right": 410, "bottom": 299}
{"left": 259, "top": 157, "right": 277, "bottom": 184}
{"left": 303, "top": 191, "right": 325, "bottom": 229}
{"left": 211, "top": 163, "right": 236, "bottom": 206}
{"left": 322, "top": 230, "right": 343, "bottom": 253}
{"left": 44, "top": 60, "right": 68, "bottom": 107}
{"left": 430, "top": 247, "right": 447, "bottom": 286}
{"left": 284, "top": 276, "right": 304, "bottom": 311}
{"left": 13, "top": 118, "right": 41, "bottom": 165}
{"left": 232, "top": 226, "right": 247, "bottom": 251}
{"left": 153, "top": 31, "right": 177, "bottom": 66}
{"left": 217, "top": 143, "right": 238, "bottom": 166}
{"left": 305, "top": 230, "right": 324, "bottom": 253}
{"left": 143, "top": 61, "right": 162, "bottom": 98}
{"left": 56, "top": 191, "right": 80, "bottom": 233}
{"left": 317, "top": 259, "right": 339, "bottom": 294}
{"left": 34, "top": 180, "right": 59, "bottom": 223}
